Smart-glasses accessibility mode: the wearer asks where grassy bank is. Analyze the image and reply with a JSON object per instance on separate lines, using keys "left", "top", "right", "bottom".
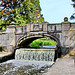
{"left": 30, "top": 38, "right": 56, "bottom": 48}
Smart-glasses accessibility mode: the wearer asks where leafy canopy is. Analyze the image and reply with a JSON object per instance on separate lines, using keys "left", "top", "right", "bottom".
{"left": 0, "top": 0, "right": 44, "bottom": 30}
{"left": 70, "top": 0, "right": 75, "bottom": 20}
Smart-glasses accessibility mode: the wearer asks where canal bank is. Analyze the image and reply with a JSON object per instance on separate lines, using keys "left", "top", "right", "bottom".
{"left": 0, "top": 52, "right": 14, "bottom": 63}
{"left": 0, "top": 51, "right": 75, "bottom": 75}
{"left": 0, "top": 48, "right": 56, "bottom": 75}
{"left": 0, "top": 48, "right": 75, "bottom": 75}
{"left": 43, "top": 55, "right": 75, "bottom": 75}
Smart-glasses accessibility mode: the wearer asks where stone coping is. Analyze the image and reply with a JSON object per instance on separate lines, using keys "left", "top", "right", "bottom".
{"left": 0, "top": 52, "right": 14, "bottom": 63}
{"left": 16, "top": 48, "right": 55, "bottom": 51}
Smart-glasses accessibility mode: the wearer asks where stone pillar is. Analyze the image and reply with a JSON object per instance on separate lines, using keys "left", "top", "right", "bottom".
{"left": 6, "top": 25, "right": 16, "bottom": 52}
{"left": 74, "top": 53, "right": 75, "bottom": 65}
{"left": 39, "top": 23, "right": 43, "bottom": 31}
{"left": 30, "top": 24, "right": 34, "bottom": 31}
{"left": 27, "top": 23, "right": 31, "bottom": 32}
{"left": 43, "top": 22, "right": 48, "bottom": 32}
{"left": 15, "top": 26, "right": 23, "bottom": 34}
{"left": 62, "top": 23, "right": 70, "bottom": 47}
{"left": 61, "top": 23, "right": 71, "bottom": 55}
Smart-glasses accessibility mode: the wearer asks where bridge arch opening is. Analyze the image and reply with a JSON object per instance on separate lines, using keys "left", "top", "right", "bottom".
{"left": 16, "top": 34, "right": 62, "bottom": 59}
{"left": 17, "top": 34, "right": 61, "bottom": 49}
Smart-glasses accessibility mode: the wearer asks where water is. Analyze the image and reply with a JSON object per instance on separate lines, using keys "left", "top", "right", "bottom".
{"left": 0, "top": 48, "right": 55, "bottom": 75}
{"left": 15, "top": 48, "right": 55, "bottom": 62}
{"left": 0, "top": 60, "right": 53, "bottom": 75}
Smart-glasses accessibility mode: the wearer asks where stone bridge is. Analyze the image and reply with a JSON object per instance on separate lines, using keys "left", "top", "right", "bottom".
{"left": 0, "top": 20, "right": 75, "bottom": 54}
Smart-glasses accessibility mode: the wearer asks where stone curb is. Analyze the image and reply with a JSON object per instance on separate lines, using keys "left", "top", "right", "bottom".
{"left": 0, "top": 52, "right": 14, "bottom": 63}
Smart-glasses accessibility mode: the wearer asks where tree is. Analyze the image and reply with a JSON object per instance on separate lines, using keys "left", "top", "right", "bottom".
{"left": 14, "top": 0, "right": 36, "bottom": 25}
{"left": 0, "top": 0, "right": 18, "bottom": 20}
{"left": 0, "top": 0, "right": 21, "bottom": 30}
{"left": 14, "top": 0, "right": 44, "bottom": 25}
{"left": 0, "top": 0, "right": 44, "bottom": 29}
{"left": 70, "top": 0, "right": 75, "bottom": 19}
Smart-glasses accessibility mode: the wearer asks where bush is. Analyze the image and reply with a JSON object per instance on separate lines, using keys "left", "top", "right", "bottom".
{"left": 30, "top": 38, "right": 56, "bottom": 48}
{"left": 0, "top": 46, "right": 2, "bottom": 52}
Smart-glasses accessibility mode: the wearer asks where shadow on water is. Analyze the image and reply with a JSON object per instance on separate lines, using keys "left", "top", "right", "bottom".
{"left": 0, "top": 53, "right": 14, "bottom": 63}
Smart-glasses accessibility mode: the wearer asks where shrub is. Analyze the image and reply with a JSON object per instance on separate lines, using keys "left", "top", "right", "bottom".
{"left": 30, "top": 38, "right": 56, "bottom": 48}
{"left": 0, "top": 46, "right": 2, "bottom": 52}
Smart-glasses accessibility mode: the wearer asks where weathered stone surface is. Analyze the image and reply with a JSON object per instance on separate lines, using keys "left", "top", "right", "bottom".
{"left": 56, "top": 24, "right": 62, "bottom": 31}
{"left": 43, "top": 23, "right": 48, "bottom": 32}
{"left": 27, "top": 24, "right": 31, "bottom": 32}
{"left": 43, "top": 56, "right": 75, "bottom": 75}
{"left": 62, "top": 23, "right": 70, "bottom": 30}
{"left": 0, "top": 22, "right": 74, "bottom": 54}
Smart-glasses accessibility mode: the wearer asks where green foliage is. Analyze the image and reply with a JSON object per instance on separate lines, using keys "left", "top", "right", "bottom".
{"left": 0, "top": 0, "right": 44, "bottom": 30}
{"left": 0, "top": 20, "right": 11, "bottom": 30}
{"left": 30, "top": 38, "right": 56, "bottom": 48}
{"left": 14, "top": 0, "right": 44, "bottom": 25}
{"left": 14, "top": 1, "right": 36, "bottom": 25}
{"left": 0, "top": 0, "right": 17, "bottom": 25}
{"left": 70, "top": 0, "right": 75, "bottom": 20}
{"left": 0, "top": 46, "right": 2, "bottom": 52}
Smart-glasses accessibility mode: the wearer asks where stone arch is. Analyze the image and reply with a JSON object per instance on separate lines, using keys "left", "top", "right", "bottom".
{"left": 16, "top": 33, "right": 61, "bottom": 48}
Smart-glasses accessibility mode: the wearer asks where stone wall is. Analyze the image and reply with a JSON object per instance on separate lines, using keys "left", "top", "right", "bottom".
{"left": 0, "top": 22, "right": 74, "bottom": 53}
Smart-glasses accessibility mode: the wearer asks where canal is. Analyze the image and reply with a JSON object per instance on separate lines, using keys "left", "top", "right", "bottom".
{"left": 0, "top": 47, "right": 56, "bottom": 75}
{"left": 0, "top": 58, "right": 53, "bottom": 75}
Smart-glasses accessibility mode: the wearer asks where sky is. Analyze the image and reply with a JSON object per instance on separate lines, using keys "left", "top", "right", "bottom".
{"left": 40, "top": 0, "right": 75, "bottom": 23}
{"left": 0, "top": 0, "right": 74, "bottom": 23}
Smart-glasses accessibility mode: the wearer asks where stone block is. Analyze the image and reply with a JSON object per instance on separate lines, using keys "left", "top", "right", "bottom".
{"left": 33, "top": 24, "right": 39, "bottom": 31}
{"left": 63, "top": 30, "right": 69, "bottom": 36}
{"left": 70, "top": 24, "right": 75, "bottom": 30}
{"left": 6, "top": 25, "right": 16, "bottom": 33}
{"left": 16, "top": 27, "right": 23, "bottom": 34}
{"left": 27, "top": 24, "right": 31, "bottom": 32}
{"left": 62, "top": 23, "right": 70, "bottom": 30}
{"left": 48, "top": 25, "right": 52, "bottom": 31}
{"left": 56, "top": 25, "right": 62, "bottom": 31}
{"left": 43, "top": 23, "right": 48, "bottom": 32}
{"left": 31, "top": 24, "right": 34, "bottom": 31}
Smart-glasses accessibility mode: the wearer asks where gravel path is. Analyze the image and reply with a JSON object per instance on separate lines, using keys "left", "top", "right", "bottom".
{"left": 43, "top": 56, "right": 75, "bottom": 75}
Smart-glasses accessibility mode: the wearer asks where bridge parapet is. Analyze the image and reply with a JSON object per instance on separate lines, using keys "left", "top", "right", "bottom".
{"left": 27, "top": 22, "right": 48, "bottom": 32}
{"left": 0, "top": 22, "right": 74, "bottom": 53}
{"left": 15, "top": 25, "right": 27, "bottom": 34}
{"left": 47, "top": 23, "right": 62, "bottom": 33}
